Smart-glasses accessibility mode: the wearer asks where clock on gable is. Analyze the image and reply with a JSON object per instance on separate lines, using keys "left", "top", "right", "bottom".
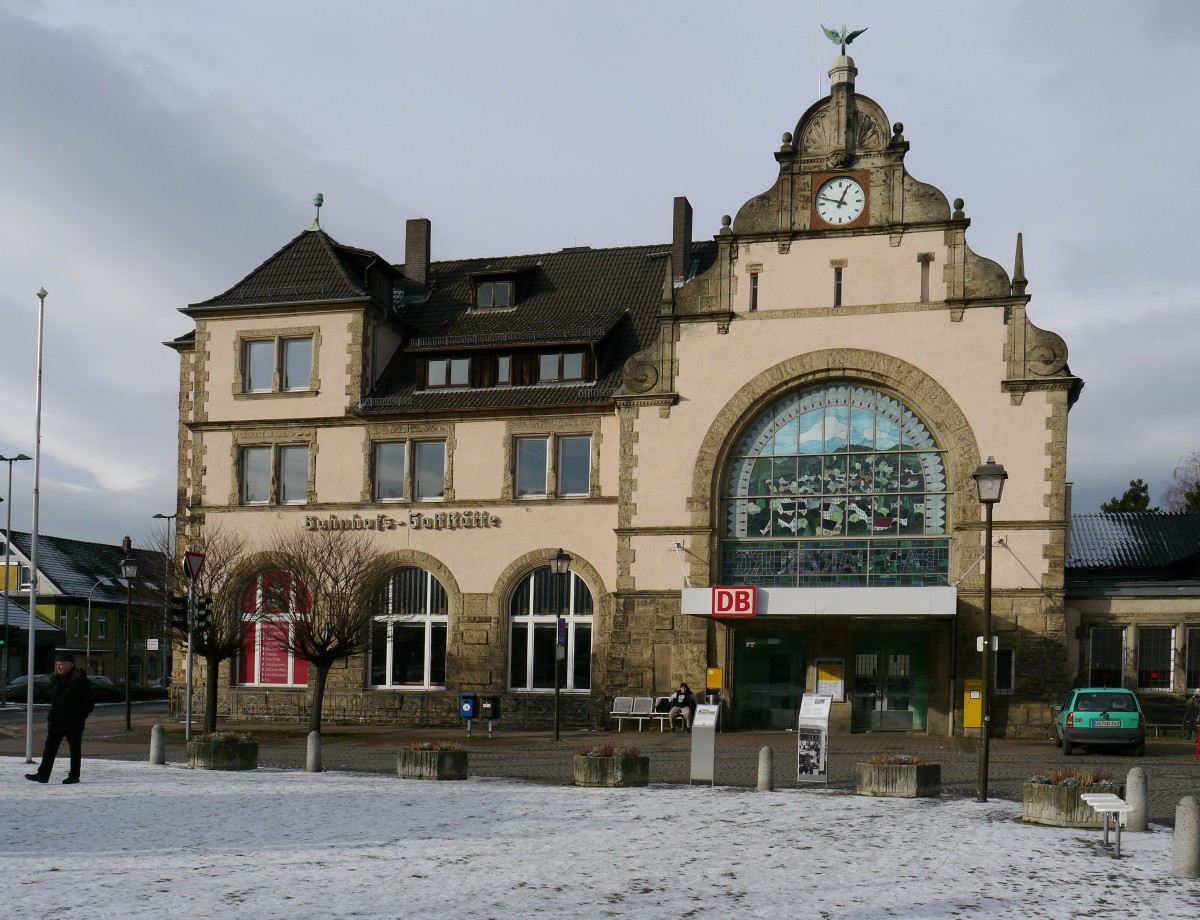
{"left": 813, "top": 174, "right": 868, "bottom": 227}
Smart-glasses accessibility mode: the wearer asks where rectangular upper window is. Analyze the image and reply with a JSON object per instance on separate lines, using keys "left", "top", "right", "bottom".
{"left": 414, "top": 441, "right": 446, "bottom": 500}
{"left": 97, "top": 612, "right": 108, "bottom": 640}
{"left": 241, "top": 444, "right": 309, "bottom": 505}
{"left": 371, "top": 438, "right": 447, "bottom": 502}
{"left": 242, "top": 336, "right": 314, "bottom": 394}
{"left": 374, "top": 442, "right": 406, "bottom": 501}
{"left": 515, "top": 434, "right": 592, "bottom": 499}
{"left": 477, "top": 281, "right": 513, "bottom": 309}
{"left": 497, "top": 355, "right": 512, "bottom": 385}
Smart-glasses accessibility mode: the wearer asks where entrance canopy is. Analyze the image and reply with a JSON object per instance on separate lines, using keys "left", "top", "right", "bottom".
{"left": 681, "top": 586, "right": 956, "bottom": 617}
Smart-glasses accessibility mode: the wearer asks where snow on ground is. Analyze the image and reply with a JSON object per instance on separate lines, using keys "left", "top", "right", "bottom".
{"left": 3, "top": 757, "right": 1197, "bottom": 919}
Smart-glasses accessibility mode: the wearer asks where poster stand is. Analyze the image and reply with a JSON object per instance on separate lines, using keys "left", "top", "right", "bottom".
{"left": 796, "top": 694, "right": 832, "bottom": 786}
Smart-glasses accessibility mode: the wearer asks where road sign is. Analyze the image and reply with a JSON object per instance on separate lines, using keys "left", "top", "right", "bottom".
{"left": 183, "top": 552, "right": 206, "bottom": 581}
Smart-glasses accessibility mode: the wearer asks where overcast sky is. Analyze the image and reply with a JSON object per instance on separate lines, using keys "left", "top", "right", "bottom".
{"left": 1, "top": 0, "right": 1197, "bottom": 548}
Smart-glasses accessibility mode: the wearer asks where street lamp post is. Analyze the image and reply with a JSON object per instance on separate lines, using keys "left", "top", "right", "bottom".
{"left": 1, "top": 453, "right": 32, "bottom": 705}
{"left": 85, "top": 576, "right": 115, "bottom": 675}
{"left": 25, "top": 288, "right": 48, "bottom": 763}
{"left": 119, "top": 537, "right": 138, "bottom": 732}
{"left": 548, "top": 548, "right": 572, "bottom": 743}
{"left": 152, "top": 512, "right": 177, "bottom": 686}
{"left": 973, "top": 455, "right": 1008, "bottom": 803}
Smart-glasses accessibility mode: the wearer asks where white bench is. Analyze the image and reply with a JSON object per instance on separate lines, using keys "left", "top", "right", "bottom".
{"left": 650, "top": 697, "right": 673, "bottom": 732}
{"left": 611, "top": 696, "right": 656, "bottom": 732}
{"left": 1081, "top": 793, "right": 1134, "bottom": 858}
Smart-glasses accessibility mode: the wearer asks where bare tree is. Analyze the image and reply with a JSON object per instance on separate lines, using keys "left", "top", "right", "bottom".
{"left": 167, "top": 523, "right": 248, "bottom": 733}
{"left": 257, "top": 527, "right": 387, "bottom": 735}
{"left": 1163, "top": 448, "right": 1200, "bottom": 512}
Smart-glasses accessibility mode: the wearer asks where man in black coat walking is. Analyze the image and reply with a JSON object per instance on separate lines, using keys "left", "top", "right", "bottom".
{"left": 25, "top": 652, "right": 95, "bottom": 785}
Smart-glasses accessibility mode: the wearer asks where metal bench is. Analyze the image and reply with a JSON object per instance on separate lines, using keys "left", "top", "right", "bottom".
{"left": 1081, "top": 793, "right": 1134, "bottom": 858}
{"left": 609, "top": 696, "right": 635, "bottom": 730}
{"left": 650, "top": 697, "right": 673, "bottom": 732}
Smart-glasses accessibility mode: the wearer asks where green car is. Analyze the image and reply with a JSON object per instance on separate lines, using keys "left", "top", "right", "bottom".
{"left": 1054, "top": 687, "right": 1146, "bottom": 757}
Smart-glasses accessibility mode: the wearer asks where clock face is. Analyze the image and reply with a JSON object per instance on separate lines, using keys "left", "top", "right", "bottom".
{"left": 814, "top": 176, "right": 866, "bottom": 226}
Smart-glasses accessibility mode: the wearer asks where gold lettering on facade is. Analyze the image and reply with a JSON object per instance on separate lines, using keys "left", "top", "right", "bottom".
{"left": 407, "top": 510, "right": 500, "bottom": 530}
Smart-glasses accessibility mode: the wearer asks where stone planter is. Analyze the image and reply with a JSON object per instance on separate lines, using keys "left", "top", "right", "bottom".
{"left": 573, "top": 755, "right": 649, "bottom": 787}
{"left": 396, "top": 750, "right": 469, "bottom": 780}
{"left": 855, "top": 762, "right": 941, "bottom": 798}
{"left": 1021, "top": 783, "right": 1125, "bottom": 827}
{"left": 187, "top": 740, "right": 259, "bottom": 771}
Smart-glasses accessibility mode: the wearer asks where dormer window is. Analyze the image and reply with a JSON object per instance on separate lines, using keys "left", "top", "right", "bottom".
{"left": 539, "top": 351, "right": 586, "bottom": 383}
{"left": 427, "top": 357, "right": 470, "bottom": 388}
{"left": 477, "top": 280, "right": 513, "bottom": 309}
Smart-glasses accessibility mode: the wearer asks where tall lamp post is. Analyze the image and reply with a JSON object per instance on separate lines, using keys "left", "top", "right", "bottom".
{"left": 1, "top": 453, "right": 32, "bottom": 705}
{"left": 85, "top": 576, "right": 115, "bottom": 674}
{"left": 25, "top": 288, "right": 48, "bottom": 763}
{"left": 548, "top": 548, "right": 572, "bottom": 743}
{"left": 152, "top": 512, "right": 176, "bottom": 686}
{"left": 973, "top": 455, "right": 1007, "bottom": 803}
{"left": 119, "top": 537, "right": 138, "bottom": 732}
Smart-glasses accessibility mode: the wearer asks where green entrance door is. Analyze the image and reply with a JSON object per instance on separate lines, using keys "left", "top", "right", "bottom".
{"left": 851, "top": 632, "right": 929, "bottom": 732}
{"left": 733, "top": 630, "right": 807, "bottom": 730}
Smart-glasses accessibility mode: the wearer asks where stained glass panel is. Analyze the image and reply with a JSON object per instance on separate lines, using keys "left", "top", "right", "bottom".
{"left": 722, "top": 383, "right": 950, "bottom": 587}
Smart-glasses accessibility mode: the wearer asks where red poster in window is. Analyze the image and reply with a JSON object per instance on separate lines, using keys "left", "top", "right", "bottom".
{"left": 238, "top": 622, "right": 257, "bottom": 684}
{"left": 260, "top": 622, "right": 292, "bottom": 684}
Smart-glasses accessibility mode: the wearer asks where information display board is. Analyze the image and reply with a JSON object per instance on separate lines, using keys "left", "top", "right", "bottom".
{"left": 796, "top": 694, "right": 832, "bottom": 785}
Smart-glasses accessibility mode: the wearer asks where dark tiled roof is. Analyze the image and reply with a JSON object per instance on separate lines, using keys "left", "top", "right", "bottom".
{"left": 363, "top": 241, "right": 719, "bottom": 413}
{"left": 1067, "top": 513, "right": 1200, "bottom": 571}
{"left": 190, "top": 230, "right": 385, "bottom": 309}
{"left": 4, "top": 531, "right": 167, "bottom": 603}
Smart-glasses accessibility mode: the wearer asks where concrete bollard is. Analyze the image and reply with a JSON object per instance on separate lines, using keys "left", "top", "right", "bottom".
{"left": 1173, "top": 796, "right": 1199, "bottom": 878}
{"left": 1125, "top": 767, "right": 1148, "bottom": 831}
{"left": 307, "top": 731, "right": 323, "bottom": 773}
{"left": 149, "top": 723, "right": 165, "bottom": 765}
{"left": 757, "top": 746, "right": 774, "bottom": 792}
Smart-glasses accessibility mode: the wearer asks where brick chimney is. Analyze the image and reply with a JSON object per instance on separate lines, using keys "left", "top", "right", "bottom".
{"left": 671, "top": 197, "right": 692, "bottom": 287}
{"left": 405, "top": 218, "right": 431, "bottom": 288}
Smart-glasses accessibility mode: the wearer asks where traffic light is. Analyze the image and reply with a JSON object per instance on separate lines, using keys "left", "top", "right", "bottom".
{"left": 170, "top": 595, "right": 189, "bottom": 632}
{"left": 195, "top": 595, "right": 212, "bottom": 631}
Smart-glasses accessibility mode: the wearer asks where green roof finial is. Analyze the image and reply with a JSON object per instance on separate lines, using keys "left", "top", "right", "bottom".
{"left": 309, "top": 192, "right": 324, "bottom": 231}
{"left": 821, "top": 23, "right": 867, "bottom": 55}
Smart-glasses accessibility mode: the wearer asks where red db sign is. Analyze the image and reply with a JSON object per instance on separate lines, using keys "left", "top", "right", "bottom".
{"left": 712, "top": 586, "right": 756, "bottom": 617}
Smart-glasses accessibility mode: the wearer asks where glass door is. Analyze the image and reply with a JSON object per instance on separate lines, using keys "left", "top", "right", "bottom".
{"left": 732, "top": 630, "right": 807, "bottom": 729}
{"left": 851, "top": 632, "right": 929, "bottom": 732}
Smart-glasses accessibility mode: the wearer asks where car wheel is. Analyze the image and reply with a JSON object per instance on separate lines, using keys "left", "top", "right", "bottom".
{"left": 1053, "top": 727, "right": 1062, "bottom": 748}
{"left": 1062, "top": 735, "right": 1073, "bottom": 756}
{"left": 1133, "top": 741, "right": 1145, "bottom": 758}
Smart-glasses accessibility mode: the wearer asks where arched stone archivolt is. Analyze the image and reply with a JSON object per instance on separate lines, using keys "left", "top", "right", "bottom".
{"left": 687, "top": 349, "right": 984, "bottom": 583}
{"left": 373, "top": 549, "right": 463, "bottom": 611}
{"left": 489, "top": 549, "right": 608, "bottom": 624}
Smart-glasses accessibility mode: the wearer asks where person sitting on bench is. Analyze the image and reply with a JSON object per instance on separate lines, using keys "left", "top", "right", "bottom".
{"left": 667, "top": 682, "right": 696, "bottom": 733}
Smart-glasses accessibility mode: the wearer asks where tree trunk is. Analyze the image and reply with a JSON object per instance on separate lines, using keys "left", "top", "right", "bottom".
{"left": 308, "top": 662, "right": 331, "bottom": 735}
{"left": 204, "top": 653, "right": 221, "bottom": 733}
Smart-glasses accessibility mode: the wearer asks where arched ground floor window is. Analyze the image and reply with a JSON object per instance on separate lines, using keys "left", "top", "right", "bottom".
{"left": 369, "top": 567, "right": 448, "bottom": 689}
{"left": 509, "top": 567, "right": 592, "bottom": 691}
{"left": 237, "top": 570, "right": 310, "bottom": 686}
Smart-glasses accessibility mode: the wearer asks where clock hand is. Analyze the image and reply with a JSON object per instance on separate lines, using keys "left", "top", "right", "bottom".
{"left": 837, "top": 185, "right": 850, "bottom": 206}
{"left": 817, "top": 195, "right": 842, "bottom": 205}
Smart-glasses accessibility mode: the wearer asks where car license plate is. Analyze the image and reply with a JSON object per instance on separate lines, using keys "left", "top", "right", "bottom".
{"left": 1092, "top": 719, "right": 1120, "bottom": 727}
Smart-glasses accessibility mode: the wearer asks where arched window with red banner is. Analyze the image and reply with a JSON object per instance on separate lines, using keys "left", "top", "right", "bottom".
{"left": 237, "top": 570, "right": 310, "bottom": 686}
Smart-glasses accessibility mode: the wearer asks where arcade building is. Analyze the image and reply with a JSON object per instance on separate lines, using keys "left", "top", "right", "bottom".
{"left": 168, "top": 52, "right": 1082, "bottom": 736}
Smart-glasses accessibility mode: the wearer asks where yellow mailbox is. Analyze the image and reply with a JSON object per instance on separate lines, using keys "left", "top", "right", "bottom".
{"left": 963, "top": 678, "right": 983, "bottom": 729}
{"left": 706, "top": 667, "right": 722, "bottom": 690}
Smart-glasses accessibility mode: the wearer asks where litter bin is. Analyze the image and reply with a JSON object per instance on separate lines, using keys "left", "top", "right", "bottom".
{"left": 479, "top": 696, "right": 500, "bottom": 720}
{"left": 458, "top": 692, "right": 478, "bottom": 719}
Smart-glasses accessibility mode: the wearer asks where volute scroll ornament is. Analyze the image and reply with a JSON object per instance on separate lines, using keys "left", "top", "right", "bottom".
{"left": 622, "top": 357, "right": 659, "bottom": 394}
{"left": 1027, "top": 326, "right": 1069, "bottom": 377}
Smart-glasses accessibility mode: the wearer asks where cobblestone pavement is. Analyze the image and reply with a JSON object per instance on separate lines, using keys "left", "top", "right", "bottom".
{"left": 4, "top": 703, "right": 1197, "bottom": 826}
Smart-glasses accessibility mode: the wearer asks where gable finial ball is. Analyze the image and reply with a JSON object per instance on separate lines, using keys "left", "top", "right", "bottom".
{"left": 721, "top": 215, "right": 732, "bottom": 228}
{"left": 892, "top": 122, "right": 903, "bottom": 136}
{"left": 953, "top": 198, "right": 965, "bottom": 219}
{"left": 782, "top": 132, "right": 793, "bottom": 145}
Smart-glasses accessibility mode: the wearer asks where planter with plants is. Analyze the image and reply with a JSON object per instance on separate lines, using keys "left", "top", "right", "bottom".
{"left": 187, "top": 731, "right": 259, "bottom": 770}
{"left": 573, "top": 745, "right": 649, "bottom": 787}
{"left": 1021, "top": 768, "right": 1122, "bottom": 827}
{"left": 855, "top": 753, "right": 941, "bottom": 798}
{"left": 396, "top": 741, "right": 468, "bottom": 780}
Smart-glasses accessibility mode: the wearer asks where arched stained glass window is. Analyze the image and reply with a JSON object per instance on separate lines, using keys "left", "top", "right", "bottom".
{"left": 722, "top": 383, "right": 951, "bottom": 587}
